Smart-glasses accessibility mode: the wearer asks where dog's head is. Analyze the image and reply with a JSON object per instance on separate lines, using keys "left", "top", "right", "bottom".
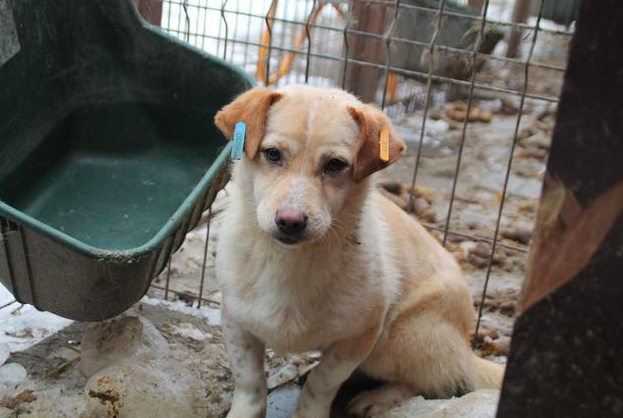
{"left": 215, "top": 85, "right": 406, "bottom": 246}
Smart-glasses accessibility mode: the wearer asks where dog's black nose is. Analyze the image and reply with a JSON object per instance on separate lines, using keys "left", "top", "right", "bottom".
{"left": 275, "top": 209, "right": 308, "bottom": 236}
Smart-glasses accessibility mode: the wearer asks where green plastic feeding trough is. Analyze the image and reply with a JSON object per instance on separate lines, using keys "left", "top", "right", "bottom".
{"left": 0, "top": 0, "right": 252, "bottom": 320}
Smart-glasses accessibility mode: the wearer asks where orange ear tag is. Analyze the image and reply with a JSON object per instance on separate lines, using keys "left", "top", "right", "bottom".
{"left": 379, "top": 129, "right": 390, "bottom": 162}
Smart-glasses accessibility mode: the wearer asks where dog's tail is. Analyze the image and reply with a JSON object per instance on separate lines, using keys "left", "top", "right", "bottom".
{"left": 472, "top": 355, "right": 505, "bottom": 389}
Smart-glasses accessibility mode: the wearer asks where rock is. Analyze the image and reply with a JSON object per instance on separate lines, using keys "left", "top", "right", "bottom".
{"left": 467, "top": 242, "right": 505, "bottom": 267}
{"left": 266, "top": 383, "right": 300, "bottom": 418}
{"left": 519, "top": 132, "right": 550, "bottom": 150}
{"left": 80, "top": 316, "right": 204, "bottom": 418}
{"left": 501, "top": 225, "right": 533, "bottom": 245}
{"left": 518, "top": 148, "right": 548, "bottom": 159}
{"left": 1, "top": 389, "right": 36, "bottom": 409}
{"left": 413, "top": 197, "right": 429, "bottom": 216}
{"left": 379, "top": 181, "right": 405, "bottom": 195}
{"left": 23, "top": 392, "right": 96, "bottom": 418}
{"left": 80, "top": 316, "right": 169, "bottom": 378}
{"left": 268, "top": 363, "right": 299, "bottom": 390}
{"left": 86, "top": 362, "right": 203, "bottom": 418}
{"left": 373, "top": 389, "right": 500, "bottom": 418}
{"left": 410, "top": 185, "right": 435, "bottom": 204}
{"left": 420, "top": 209, "right": 437, "bottom": 223}
{"left": 444, "top": 101, "right": 492, "bottom": 124}
{"left": 499, "top": 300, "right": 516, "bottom": 316}
{"left": 0, "top": 407, "right": 13, "bottom": 418}
{"left": 466, "top": 220, "right": 481, "bottom": 230}
{"left": 471, "top": 242, "right": 491, "bottom": 259}
{"left": 0, "top": 362, "right": 27, "bottom": 386}
{"left": 468, "top": 253, "right": 489, "bottom": 269}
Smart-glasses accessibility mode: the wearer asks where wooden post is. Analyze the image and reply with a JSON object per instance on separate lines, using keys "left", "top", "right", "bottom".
{"left": 506, "top": 0, "right": 532, "bottom": 58}
{"left": 133, "top": 0, "right": 163, "bottom": 26}
{"left": 498, "top": 1, "right": 623, "bottom": 416}
{"left": 344, "top": 0, "right": 388, "bottom": 103}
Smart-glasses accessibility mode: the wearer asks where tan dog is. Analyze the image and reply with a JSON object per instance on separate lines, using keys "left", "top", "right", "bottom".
{"left": 214, "top": 85, "right": 504, "bottom": 418}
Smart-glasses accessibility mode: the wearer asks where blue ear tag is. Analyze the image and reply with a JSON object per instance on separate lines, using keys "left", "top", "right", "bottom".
{"left": 231, "top": 122, "right": 246, "bottom": 160}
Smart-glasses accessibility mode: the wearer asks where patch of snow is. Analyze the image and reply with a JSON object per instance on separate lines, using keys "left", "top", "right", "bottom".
{"left": 140, "top": 295, "right": 221, "bottom": 326}
{"left": 0, "top": 284, "right": 73, "bottom": 352}
{"left": 169, "top": 322, "right": 213, "bottom": 341}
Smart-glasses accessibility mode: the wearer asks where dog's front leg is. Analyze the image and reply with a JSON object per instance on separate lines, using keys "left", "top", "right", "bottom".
{"left": 222, "top": 307, "right": 267, "bottom": 418}
{"left": 293, "top": 326, "right": 380, "bottom": 418}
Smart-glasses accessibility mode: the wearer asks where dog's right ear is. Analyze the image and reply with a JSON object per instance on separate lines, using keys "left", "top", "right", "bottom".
{"left": 214, "top": 87, "right": 283, "bottom": 159}
{"left": 348, "top": 104, "right": 406, "bottom": 182}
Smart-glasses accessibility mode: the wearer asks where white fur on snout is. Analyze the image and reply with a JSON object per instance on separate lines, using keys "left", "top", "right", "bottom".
{"left": 253, "top": 103, "right": 333, "bottom": 242}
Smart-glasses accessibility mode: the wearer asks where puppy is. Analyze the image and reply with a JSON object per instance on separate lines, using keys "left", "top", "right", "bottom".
{"left": 214, "top": 85, "right": 504, "bottom": 418}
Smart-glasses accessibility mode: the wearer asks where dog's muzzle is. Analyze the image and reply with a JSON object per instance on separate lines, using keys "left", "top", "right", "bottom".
{"left": 274, "top": 208, "right": 308, "bottom": 244}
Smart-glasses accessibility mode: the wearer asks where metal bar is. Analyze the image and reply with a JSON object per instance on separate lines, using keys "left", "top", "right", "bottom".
{"left": 242, "top": 0, "right": 252, "bottom": 69}
{"left": 221, "top": 0, "right": 230, "bottom": 60}
{"left": 163, "top": 28, "right": 561, "bottom": 103}
{"left": 200, "top": 0, "right": 208, "bottom": 50}
{"left": 304, "top": 0, "right": 317, "bottom": 83}
{"left": 340, "top": 3, "right": 353, "bottom": 89}
{"left": 150, "top": 284, "right": 220, "bottom": 306}
{"left": 420, "top": 221, "right": 529, "bottom": 254}
{"left": 381, "top": 0, "right": 401, "bottom": 110}
{"left": 0, "top": 300, "right": 16, "bottom": 311}
{"left": 443, "top": 0, "right": 492, "bottom": 247}
{"left": 197, "top": 207, "right": 212, "bottom": 309}
{"left": 264, "top": 0, "right": 279, "bottom": 85}
{"left": 0, "top": 219, "right": 18, "bottom": 301}
{"left": 474, "top": 0, "right": 545, "bottom": 345}
{"left": 182, "top": 0, "right": 190, "bottom": 43}
{"left": 231, "top": 0, "right": 240, "bottom": 62}
{"left": 145, "top": 243, "right": 165, "bottom": 296}
{"left": 17, "top": 226, "right": 37, "bottom": 309}
{"left": 162, "top": 1, "right": 568, "bottom": 73}
{"left": 165, "top": 0, "right": 172, "bottom": 36}
{"left": 193, "top": 0, "right": 201, "bottom": 47}
{"left": 164, "top": 257, "right": 172, "bottom": 301}
{"left": 407, "top": 0, "right": 447, "bottom": 213}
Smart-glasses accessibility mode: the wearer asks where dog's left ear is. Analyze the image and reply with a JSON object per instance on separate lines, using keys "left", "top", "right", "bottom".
{"left": 214, "top": 87, "right": 283, "bottom": 159}
{"left": 348, "top": 105, "right": 406, "bottom": 182}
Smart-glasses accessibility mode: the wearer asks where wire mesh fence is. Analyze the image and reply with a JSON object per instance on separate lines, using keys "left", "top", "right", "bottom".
{"left": 136, "top": 0, "right": 575, "bottom": 354}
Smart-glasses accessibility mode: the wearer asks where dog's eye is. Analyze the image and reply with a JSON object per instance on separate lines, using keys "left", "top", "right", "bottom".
{"left": 323, "top": 158, "right": 348, "bottom": 174}
{"left": 263, "top": 148, "right": 282, "bottom": 164}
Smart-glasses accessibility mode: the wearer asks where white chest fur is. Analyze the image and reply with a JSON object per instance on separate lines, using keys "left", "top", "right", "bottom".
{"left": 215, "top": 205, "right": 397, "bottom": 353}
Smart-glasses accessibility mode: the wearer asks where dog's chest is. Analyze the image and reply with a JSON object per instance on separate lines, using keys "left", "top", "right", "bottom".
{"left": 220, "top": 245, "right": 378, "bottom": 352}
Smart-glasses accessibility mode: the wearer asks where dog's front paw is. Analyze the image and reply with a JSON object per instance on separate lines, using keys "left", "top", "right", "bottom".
{"left": 227, "top": 395, "right": 267, "bottom": 418}
{"left": 345, "top": 384, "right": 413, "bottom": 417}
{"left": 227, "top": 404, "right": 266, "bottom": 418}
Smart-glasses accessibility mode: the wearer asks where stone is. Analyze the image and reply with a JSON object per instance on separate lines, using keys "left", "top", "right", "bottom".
{"left": 80, "top": 316, "right": 204, "bottom": 418}
{"left": 373, "top": 389, "right": 500, "bottom": 418}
